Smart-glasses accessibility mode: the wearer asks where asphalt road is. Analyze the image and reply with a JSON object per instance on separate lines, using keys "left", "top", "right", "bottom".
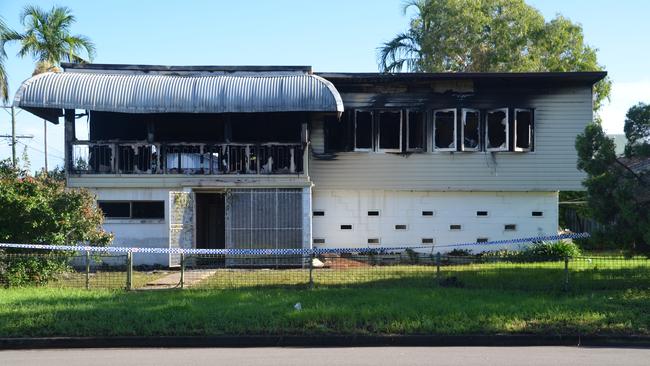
{"left": 1, "top": 347, "right": 649, "bottom": 366}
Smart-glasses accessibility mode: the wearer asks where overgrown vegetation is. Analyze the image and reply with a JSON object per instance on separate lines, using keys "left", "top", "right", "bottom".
{"left": 576, "top": 104, "right": 650, "bottom": 254}
{"left": 0, "top": 160, "right": 111, "bottom": 286}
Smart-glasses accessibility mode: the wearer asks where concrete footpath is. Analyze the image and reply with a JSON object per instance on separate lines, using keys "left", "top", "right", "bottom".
{"left": 2, "top": 347, "right": 649, "bottom": 366}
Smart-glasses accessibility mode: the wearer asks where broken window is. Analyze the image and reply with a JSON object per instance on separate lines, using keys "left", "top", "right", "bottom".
{"left": 486, "top": 108, "right": 509, "bottom": 151}
{"left": 354, "top": 110, "right": 373, "bottom": 150}
{"left": 98, "top": 201, "right": 130, "bottom": 218}
{"left": 462, "top": 109, "right": 480, "bottom": 151}
{"left": 131, "top": 201, "right": 165, "bottom": 219}
{"left": 514, "top": 109, "right": 533, "bottom": 151}
{"left": 434, "top": 109, "right": 457, "bottom": 151}
{"left": 378, "top": 110, "right": 402, "bottom": 152}
{"left": 98, "top": 201, "right": 164, "bottom": 219}
{"left": 407, "top": 110, "right": 425, "bottom": 151}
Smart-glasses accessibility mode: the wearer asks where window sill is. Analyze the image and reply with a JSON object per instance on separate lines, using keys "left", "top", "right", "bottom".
{"left": 104, "top": 219, "right": 166, "bottom": 224}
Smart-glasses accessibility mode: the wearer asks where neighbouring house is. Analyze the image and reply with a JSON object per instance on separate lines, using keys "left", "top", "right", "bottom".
{"left": 13, "top": 63, "right": 606, "bottom": 266}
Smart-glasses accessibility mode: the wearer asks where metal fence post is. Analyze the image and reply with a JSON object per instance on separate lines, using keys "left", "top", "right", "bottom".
{"left": 308, "top": 251, "right": 314, "bottom": 289}
{"left": 180, "top": 252, "right": 185, "bottom": 289}
{"left": 85, "top": 251, "right": 90, "bottom": 290}
{"left": 436, "top": 252, "right": 441, "bottom": 284}
{"left": 126, "top": 251, "right": 133, "bottom": 291}
{"left": 564, "top": 256, "right": 570, "bottom": 292}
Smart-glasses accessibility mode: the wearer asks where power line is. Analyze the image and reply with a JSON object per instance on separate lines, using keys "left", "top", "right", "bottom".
{"left": 16, "top": 140, "right": 64, "bottom": 161}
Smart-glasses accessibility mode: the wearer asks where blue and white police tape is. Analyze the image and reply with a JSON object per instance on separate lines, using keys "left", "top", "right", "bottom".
{"left": 0, "top": 232, "right": 589, "bottom": 255}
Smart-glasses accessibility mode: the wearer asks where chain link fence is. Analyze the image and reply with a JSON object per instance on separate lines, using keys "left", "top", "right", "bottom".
{"left": 1, "top": 249, "right": 649, "bottom": 291}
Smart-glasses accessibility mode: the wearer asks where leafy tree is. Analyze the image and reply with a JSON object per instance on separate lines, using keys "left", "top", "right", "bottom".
{"left": 576, "top": 118, "right": 650, "bottom": 254}
{"left": 379, "top": 0, "right": 610, "bottom": 111}
{"left": 3, "top": 5, "right": 95, "bottom": 74}
{"left": 0, "top": 159, "right": 112, "bottom": 285}
{"left": 624, "top": 103, "right": 650, "bottom": 157}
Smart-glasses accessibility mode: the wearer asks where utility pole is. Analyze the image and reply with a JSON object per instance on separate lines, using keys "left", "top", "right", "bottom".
{"left": 1, "top": 106, "right": 33, "bottom": 167}
{"left": 11, "top": 106, "right": 16, "bottom": 167}
{"left": 43, "top": 119, "right": 48, "bottom": 172}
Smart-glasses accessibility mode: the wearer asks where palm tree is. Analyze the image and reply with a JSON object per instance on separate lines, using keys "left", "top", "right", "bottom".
{"left": 0, "top": 17, "right": 10, "bottom": 103}
{"left": 3, "top": 5, "right": 96, "bottom": 73}
{"left": 378, "top": 0, "right": 429, "bottom": 73}
{"left": 3, "top": 5, "right": 95, "bottom": 171}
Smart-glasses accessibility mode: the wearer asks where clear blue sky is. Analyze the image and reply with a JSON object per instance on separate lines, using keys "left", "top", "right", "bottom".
{"left": 1, "top": 0, "right": 648, "bottom": 170}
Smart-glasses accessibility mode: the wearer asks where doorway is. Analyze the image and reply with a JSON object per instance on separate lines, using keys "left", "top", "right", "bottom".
{"left": 195, "top": 193, "right": 226, "bottom": 249}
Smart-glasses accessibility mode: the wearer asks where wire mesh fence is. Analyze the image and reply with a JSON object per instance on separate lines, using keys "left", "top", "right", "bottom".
{"left": 1, "top": 249, "right": 649, "bottom": 292}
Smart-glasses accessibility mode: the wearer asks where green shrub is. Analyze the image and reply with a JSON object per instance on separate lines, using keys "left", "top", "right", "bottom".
{"left": 0, "top": 159, "right": 112, "bottom": 286}
{"left": 0, "top": 251, "right": 70, "bottom": 287}
{"left": 523, "top": 240, "right": 582, "bottom": 259}
{"left": 447, "top": 249, "right": 473, "bottom": 257}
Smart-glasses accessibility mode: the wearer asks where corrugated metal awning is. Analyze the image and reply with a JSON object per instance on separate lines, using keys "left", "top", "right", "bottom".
{"left": 14, "top": 71, "right": 344, "bottom": 123}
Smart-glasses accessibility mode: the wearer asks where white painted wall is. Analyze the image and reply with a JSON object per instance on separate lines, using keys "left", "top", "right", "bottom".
{"left": 312, "top": 190, "right": 558, "bottom": 253}
{"left": 90, "top": 188, "right": 170, "bottom": 266}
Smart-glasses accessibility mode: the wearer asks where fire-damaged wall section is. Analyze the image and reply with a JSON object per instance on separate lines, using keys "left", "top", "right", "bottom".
{"left": 225, "top": 188, "right": 304, "bottom": 266}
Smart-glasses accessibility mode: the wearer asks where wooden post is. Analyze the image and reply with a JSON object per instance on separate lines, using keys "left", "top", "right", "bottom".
{"left": 436, "top": 252, "right": 441, "bottom": 283}
{"left": 180, "top": 252, "right": 185, "bottom": 289}
{"left": 126, "top": 251, "right": 133, "bottom": 291}
{"left": 564, "top": 256, "right": 570, "bottom": 292}
{"left": 308, "top": 252, "right": 315, "bottom": 288}
{"left": 85, "top": 251, "right": 90, "bottom": 290}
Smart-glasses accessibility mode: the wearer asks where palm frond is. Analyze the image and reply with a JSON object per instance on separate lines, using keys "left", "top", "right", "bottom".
{"left": 378, "top": 31, "right": 422, "bottom": 73}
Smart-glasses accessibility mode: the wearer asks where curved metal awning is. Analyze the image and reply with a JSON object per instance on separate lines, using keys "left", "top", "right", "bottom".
{"left": 14, "top": 71, "right": 344, "bottom": 123}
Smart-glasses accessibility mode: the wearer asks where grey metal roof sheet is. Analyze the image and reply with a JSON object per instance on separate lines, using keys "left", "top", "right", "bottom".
{"left": 14, "top": 71, "right": 344, "bottom": 116}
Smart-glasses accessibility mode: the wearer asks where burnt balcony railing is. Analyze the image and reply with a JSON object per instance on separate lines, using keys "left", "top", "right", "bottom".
{"left": 70, "top": 141, "right": 304, "bottom": 175}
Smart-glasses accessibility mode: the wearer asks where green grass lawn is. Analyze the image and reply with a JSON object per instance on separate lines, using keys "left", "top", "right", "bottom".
{"left": 1, "top": 257, "right": 648, "bottom": 338}
{"left": 0, "top": 286, "right": 648, "bottom": 337}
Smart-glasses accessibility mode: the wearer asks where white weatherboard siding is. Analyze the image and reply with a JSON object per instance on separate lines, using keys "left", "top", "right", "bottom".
{"left": 91, "top": 188, "right": 170, "bottom": 266}
{"left": 312, "top": 190, "right": 558, "bottom": 252}
{"left": 310, "top": 86, "right": 593, "bottom": 191}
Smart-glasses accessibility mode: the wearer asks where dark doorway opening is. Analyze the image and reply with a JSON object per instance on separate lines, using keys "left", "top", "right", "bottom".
{"left": 196, "top": 193, "right": 226, "bottom": 250}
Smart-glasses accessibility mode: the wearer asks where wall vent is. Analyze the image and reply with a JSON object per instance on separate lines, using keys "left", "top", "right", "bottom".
{"left": 313, "top": 210, "right": 325, "bottom": 217}
{"left": 395, "top": 224, "right": 408, "bottom": 230}
{"left": 504, "top": 224, "right": 517, "bottom": 231}
{"left": 450, "top": 224, "right": 462, "bottom": 230}
{"left": 313, "top": 238, "right": 325, "bottom": 244}
{"left": 476, "top": 211, "right": 488, "bottom": 217}
{"left": 367, "top": 238, "right": 380, "bottom": 245}
{"left": 422, "top": 210, "right": 435, "bottom": 216}
{"left": 367, "top": 210, "right": 380, "bottom": 216}
{"left": 340, "top": 224, "right": 353, "bottom": 230}
{"left": 422, "top": 238, "right": 435, "bottom": 244}
{"left": 532, "top": 211, "right": 543, "bottom": 217}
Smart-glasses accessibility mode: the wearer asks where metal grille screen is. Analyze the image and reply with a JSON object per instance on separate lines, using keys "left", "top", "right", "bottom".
{"left": 226, "top": 188, "right": 303, "bottom": 266}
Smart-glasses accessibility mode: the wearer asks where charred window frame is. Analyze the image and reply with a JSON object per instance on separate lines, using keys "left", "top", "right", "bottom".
{"left": 486, "top": 108, "right": 509, "bottom": 152}
{"left": 406, "top": 110, "right": 426, "bottom": 151}
{"left": 354, "top": 110, "right": 373, "bottom": 151}
{"left": 433, "top": 109, "right": 457, "bottom": 152}
{"left": 377, "top": 110, "right": 402, "bottom": 152}
{"left": 461, "top": 108, "right": 480, "bottom": 151}
{"left": 514, "top": 108, "right": 534, "bottom": 152}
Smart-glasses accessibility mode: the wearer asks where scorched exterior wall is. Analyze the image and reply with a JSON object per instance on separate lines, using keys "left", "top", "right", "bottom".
{"left": 310, "top": 85, "right": 593, "bottom": 191}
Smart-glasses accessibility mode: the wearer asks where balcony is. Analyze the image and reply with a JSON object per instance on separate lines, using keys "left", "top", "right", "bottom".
{"left": 70, "top": 141, "right": 304, "bottom": 175}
